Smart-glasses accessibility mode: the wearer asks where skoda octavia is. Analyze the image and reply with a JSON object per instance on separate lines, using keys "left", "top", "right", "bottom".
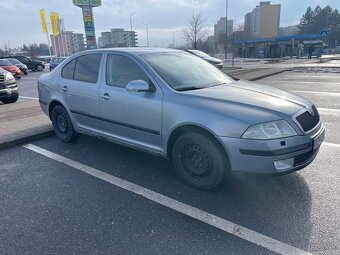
{"left": 38, "top": 48, "right": 325, "bottom": 190}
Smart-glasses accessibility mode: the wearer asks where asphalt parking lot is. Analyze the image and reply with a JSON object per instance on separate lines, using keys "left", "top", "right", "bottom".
{"left": 16, "top": 68, "right": 45, "bottom": 100}
{"left": 1, "top": 69, "right": 340, "bottom": 255}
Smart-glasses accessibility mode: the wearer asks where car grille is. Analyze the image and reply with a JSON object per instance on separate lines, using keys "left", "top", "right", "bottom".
{"left": 0, "top": 74, "right": 4, "bottom": 83}
{"left": 294, "top": 149, "right": 317, "bottom": 166}
{"left": 0, "top": 84, "right": 5, "bottom": 89}
{"left": 295, "top": 105, "right": 320, "bottom": 132}
{"left": 7, "top": 84, "right": 17, "bottom": 89}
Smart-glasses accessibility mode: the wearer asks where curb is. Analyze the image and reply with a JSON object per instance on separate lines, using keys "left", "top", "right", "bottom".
{"left": 0, "top": 130, "right": 55, "bottom": 150}
{"left": 249, "top": 69, "right": 291, "bottom": 81}
{"left": 225, "top": 68, "right": 291, "bottom": 81}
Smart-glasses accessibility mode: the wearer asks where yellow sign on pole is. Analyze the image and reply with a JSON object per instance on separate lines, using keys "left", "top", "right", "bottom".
{"left": 39, "top": 9, "right": 47, "bottom": 33}
{"left": 50, "top": 12, "right": 59, "bottom": 36}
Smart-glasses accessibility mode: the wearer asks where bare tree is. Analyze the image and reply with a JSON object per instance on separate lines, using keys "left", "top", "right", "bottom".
{"left": 183, "top": 12, "right": 208, "bottom": 49}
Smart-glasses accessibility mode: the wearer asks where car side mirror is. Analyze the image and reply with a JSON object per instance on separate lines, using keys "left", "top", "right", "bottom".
{"left": 126, "top": 80, "right": 154, "bottom": 93}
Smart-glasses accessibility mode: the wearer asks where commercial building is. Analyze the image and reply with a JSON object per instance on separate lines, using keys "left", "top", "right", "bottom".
{"left": 235, "top": 34, "right": 324, "bottom": 58}
{"left": 244, "top": 1, "right": 281, "bottom": 39}
{"left": 98, "top": 28, "right": 138, "bottom": 48}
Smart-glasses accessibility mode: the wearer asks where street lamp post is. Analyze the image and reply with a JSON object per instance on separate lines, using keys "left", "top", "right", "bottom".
{"left": 143, "top": 22, "right": 151, "bottom": 47}
{"left": 225, "top": 0, "right": 229, "bottom": 59}
{"left": 129, "top": 12, "right": 136, "bottom": 32}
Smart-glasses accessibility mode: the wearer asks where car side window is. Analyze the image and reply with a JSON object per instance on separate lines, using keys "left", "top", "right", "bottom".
{"left": 74, "top": 54, "right": 102, "bottom": 83}
{"left": 61, "top": 59, "right": 77, "bottom": 80}
{"left": 106, "top": 54, "right": 149, "bottom": 88}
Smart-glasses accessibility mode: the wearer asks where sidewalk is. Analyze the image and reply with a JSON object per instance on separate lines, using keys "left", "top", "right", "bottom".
{"left": 0, "top": 100, "right": 53, "bottom": 149}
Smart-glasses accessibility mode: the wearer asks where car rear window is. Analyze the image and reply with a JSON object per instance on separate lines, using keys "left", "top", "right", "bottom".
{"left": 74, "top": 54, "right": 102, "bottom": 83}
{"left": 0, "top": 59, "right": 12, "bottom": 66}
{"left": 61, "top": 59, "right": 77, "bottom": 80}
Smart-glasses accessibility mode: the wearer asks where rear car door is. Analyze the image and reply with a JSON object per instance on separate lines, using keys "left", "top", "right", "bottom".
{"left": 58, "top": 53, "right": 103, "bottom": 132}
{"left": 16, "top": 56, "right": 34, "bottom": 70}
{"left": 99, "top": 53, "right": 163, "bottom": 152}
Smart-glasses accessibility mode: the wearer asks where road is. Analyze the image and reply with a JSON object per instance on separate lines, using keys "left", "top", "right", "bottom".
{"left": 16, "top": 67, "right": 49, "bottom": 100}
{"left": 1, "top": 69, "right": 339, "bottom": 255}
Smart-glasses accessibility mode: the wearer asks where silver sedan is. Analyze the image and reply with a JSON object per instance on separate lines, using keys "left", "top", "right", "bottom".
{"left": 38, "top": 48, "right": 325, "bottom": 190}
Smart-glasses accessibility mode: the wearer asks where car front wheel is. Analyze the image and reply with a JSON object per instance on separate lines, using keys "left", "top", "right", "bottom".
{"left": 51, "top": 105, "right": 80, "bottom": 143}
{"left": 36, "top": 64, "right": 44, "bottom": 71}
{"left": 1, "top": 93, "right": 19, "bottom": 104}
{"left": 172, "top": 132, "right": 228, "bottom": 190}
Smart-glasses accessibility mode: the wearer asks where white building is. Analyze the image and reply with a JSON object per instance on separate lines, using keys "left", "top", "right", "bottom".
{"left": 98, "top": 28, "right": 138, "bottom": 48}
{"left": 213, "top": 17, "right": 233, "bottom": 54}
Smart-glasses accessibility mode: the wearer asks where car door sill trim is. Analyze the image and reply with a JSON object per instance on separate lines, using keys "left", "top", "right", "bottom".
{"left": 70, "top": 109, "right": 160, "bottom": 135}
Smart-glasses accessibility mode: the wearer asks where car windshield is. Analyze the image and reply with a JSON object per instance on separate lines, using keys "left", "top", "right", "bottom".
{"left": 52, "top": 57, "right": 66, "bottom": 63}
{"left": 8, "top": 58, "right": 22, "bottom": 65}
{"left": 188, "top": 50, "right": 211, "bottom": 58}
{"left": 0, "top": 59, "right": 13, "bottom": 66}
{"left": 141, "top": 52, "right": 231, "bottom": 91}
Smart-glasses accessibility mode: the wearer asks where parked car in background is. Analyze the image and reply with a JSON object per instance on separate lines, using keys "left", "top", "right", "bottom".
{"left": 0, "top": 59, "right": 22, "bottom": 79}
{"left": 7, "top": 58, "right": 28, "bottom": 75}
{"left": 50, "top": 57, "right": 67, "bottom": 71}
{"left": 38, "top": 48, "right": 324, "bottom": 190}
{"left": 0, "top": 67, "right": 19, "bottom": 104}
{"left": 1, "top": 56, "right": 45, "bottom": 71}
{"left": 186, "top": 49, "right": 224, "bottom": 69}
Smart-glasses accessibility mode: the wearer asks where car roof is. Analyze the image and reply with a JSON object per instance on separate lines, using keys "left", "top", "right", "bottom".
{"left": 79, "top": 47, "right": 184, "bottom": 56}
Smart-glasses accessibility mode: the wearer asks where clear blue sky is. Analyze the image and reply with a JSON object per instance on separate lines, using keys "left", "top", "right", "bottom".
{"left": 0, "top": 0, "right": 337, "bottom": 48}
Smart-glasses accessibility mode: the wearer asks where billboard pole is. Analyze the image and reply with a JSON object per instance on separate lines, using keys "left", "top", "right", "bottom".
{"left": 73, "top": 0, "right": 101, "bottom": 49}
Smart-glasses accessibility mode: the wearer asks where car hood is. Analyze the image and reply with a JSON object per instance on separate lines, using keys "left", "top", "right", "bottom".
{"left": 202, "top": 56, "right": 223, "bottom": 63}
{"left": 183, "top": 79, "right": 311, "bottom": 117}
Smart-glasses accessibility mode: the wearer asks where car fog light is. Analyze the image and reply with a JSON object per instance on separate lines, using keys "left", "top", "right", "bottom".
{"left": 274, "top": 158, "right": 294, "bottom": 171}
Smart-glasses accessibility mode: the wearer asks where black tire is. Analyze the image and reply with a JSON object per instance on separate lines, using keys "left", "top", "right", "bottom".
{"left": 51, "top": 105, "right": 80, "bottom": 143}
{"left": 1, "top": 93, "right": 19, "bottom": 104}
{"left": 36, "top": 64, "right": 44, "bottom": 71}
{"left": 172, "top": 132, "right": 228, "bottom": 190}
{"left": 24, "top": 71, "right": 28, "bottom": 75}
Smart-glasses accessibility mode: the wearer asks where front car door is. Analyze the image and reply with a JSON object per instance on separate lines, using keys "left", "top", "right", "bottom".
{"left": 16, "top": 56, "right": 33, "bottom": 70}
{"left": 99, "top": 53, "right": 163, "bottom": 153}
{"left": 58, "top": 53, "right": 103, "bottom": 132}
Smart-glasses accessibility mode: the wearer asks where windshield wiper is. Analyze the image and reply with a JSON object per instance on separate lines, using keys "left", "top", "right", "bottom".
{"left": 208, "top": 82, "right": 228, "bottom": 87}
{"left": 175, "top": 86, "right": 206, "bottom": 91}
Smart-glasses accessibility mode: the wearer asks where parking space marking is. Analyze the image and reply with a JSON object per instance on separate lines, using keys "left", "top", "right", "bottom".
{"left": 19, "top": 96, "right": 38, "bottom": 100}
{"left": 18, "top": 81, "right": 38, "bottom": 84}
{"left": 291, "top": 91, "right": 340, "bottom": 96}
{"left": 323, "top": 142, "right": 340, "bottom": 148}
{"left": 318, "top": 108, "right": 340, "bottom": 113}
{"left": 23, "top": 143, "right": 314, "bottom": 255}
{"left": 21, "top": 77, "right": 39, "bottom": 80}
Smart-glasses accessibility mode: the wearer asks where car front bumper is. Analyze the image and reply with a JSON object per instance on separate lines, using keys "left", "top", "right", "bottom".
{"left": 219, "top": 123, "right": 325, "bottom": 174}
{"left": 0, "top": 84, "right": 18, "bottom": 99}
{"left": 19, "top": 67, "right": 28, "bottom": 74}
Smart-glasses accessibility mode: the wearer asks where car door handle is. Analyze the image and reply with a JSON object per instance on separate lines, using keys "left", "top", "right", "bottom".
{"left": 101, "top": 93, "right": 111, "bottom": 101}
{"left": 61, "top": 86, "right": 68, "bottom": 92}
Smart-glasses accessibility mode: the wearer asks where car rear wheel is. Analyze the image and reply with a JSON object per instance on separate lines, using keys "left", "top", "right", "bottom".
{"left": 36, "top": 64, "right": 44, "bottom": 71}
{"left": 172, "top": 132, "right": 228, "bottom": 190}
{"left": 1, "top": 93, "right": 19, "bottom": 104}
{"left": 51, "top": 105, "right": 80, "bottom": 143}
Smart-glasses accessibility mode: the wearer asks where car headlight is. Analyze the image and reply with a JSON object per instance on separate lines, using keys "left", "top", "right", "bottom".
{"left": 242, "top": 120, "right": 297, "bottom": 140}
{"left": 4, "top": 72, "right": 14, "bottom": 81}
